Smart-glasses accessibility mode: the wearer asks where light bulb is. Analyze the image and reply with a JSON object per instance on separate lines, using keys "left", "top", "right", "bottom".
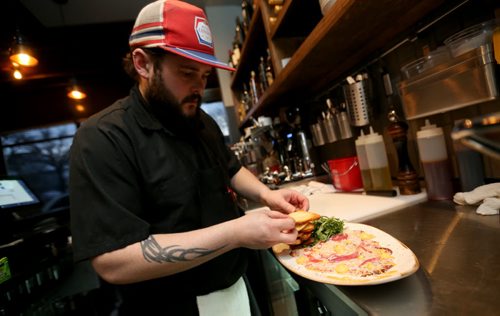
{"left": 68, "top": 89, "right": 87, "bottom": 100}
{"left": 13, "top": 69, "right": 23, "bottom": 80}
{"left": 10, "top": 51, "right": 39, "bottom": 67}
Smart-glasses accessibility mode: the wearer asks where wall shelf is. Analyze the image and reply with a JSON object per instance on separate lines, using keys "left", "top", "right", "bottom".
{"left": 233, "top": 0, "right": 456, "bottom": 126}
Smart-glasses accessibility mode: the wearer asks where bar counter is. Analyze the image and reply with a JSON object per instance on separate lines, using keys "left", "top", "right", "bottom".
{"left": 294, "top": 200, "right": 500, "bottom": 315}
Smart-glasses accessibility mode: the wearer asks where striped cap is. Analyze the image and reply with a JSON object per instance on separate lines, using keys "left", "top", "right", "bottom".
{"left": 129, "top": 0, "right": 234, "bottom": 71}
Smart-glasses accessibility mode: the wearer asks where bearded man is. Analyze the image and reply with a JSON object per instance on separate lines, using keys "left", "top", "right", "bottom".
{"left": 69, "top": 1, "right": 309, "bottom": 315}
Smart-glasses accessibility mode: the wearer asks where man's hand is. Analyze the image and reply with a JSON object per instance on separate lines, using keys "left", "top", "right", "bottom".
{"left": 260, "top": 189, "right": 309, "bottom": 214}
{"left": 232, "top": 210, "right": 298, "bottom": 249}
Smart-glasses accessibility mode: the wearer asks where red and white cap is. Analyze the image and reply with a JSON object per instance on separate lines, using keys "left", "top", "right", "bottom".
{"left": 129, "top": 0, "right": 235, "bottom": 71}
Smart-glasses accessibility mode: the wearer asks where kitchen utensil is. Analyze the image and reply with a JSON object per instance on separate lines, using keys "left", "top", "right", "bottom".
{"left": 343, "top": 75, "right": 371, "bottom": 126}
{"left": 321, "top": 111, "right": 338, "bottom": 143}
{"left": 327, "top": 156, "right": 363, "bottom": 191}
{"left": 310, "top": 122, "right": 325, "bottom": 146}
{"left": 336, "top": 189, "right": 397, "bottom": 197}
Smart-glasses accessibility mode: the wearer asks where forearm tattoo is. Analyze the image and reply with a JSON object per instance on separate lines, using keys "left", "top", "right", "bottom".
{"left": 140, "top": 235, "right": 225, "bottom": 264}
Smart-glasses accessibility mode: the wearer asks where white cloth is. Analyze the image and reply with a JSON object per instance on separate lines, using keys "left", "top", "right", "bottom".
{"left": 196, "top": 276, "right": 251, "bottom": 316}
{"left": 289, "top": 180, "right": 337, "bottom": 196}
{"left": 476, "top": 197, "right": 500, "bottom": 215}
{"left": 453, "top": 183, "right": 500, "bottom": 216}
{"left": 453, "top": 183, "right": 500, "bottom": 205}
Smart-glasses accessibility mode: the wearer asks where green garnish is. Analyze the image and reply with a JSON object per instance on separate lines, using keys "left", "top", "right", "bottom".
{"left": 312, "top": 216, "right": 344, "bottom": 244}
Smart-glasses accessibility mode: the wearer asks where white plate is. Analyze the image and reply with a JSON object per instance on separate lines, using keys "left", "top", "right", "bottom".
{"left": 274, "top": 223, "right": 419, "bottom": 285}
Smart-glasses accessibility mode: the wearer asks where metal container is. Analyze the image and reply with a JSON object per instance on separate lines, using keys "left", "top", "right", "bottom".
{"left": 451, "top": 111, "right": 500, "bottom": 161}
{"left": 310, "top": 123, "right": 325, "bottom": 146}
{"left": 321, "top": 115, "right": 338, "bottom": 143}
{"left": 343, "top": 80, "right": 371, "bottom": 126}
{"left": 399, "top": 44, "right": 497, "bottom": 119}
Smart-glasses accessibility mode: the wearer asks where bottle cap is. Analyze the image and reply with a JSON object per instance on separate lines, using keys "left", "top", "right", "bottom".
{"left": 355, "top": 130, "right": 366, "bottom": 146}
{"left": 417, "top": 119, "right": 443, "bottom": 139}
{"left": 364, "top": 126, "right": 384, "bottom": 144}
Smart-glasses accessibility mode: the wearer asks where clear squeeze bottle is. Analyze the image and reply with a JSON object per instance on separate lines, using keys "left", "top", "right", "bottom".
{"left": 416, "top": 120, "right": 454, "bottom": 200}
{"left": 355, "top": 130, "right": 373, "bottom": 191}
{"left": 364, "top": 126, "right": 393, "bottom": 191}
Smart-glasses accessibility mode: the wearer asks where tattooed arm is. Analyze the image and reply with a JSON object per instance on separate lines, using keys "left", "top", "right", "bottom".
{"left": 90, "top": 209, "right": 297, "bottom": 284}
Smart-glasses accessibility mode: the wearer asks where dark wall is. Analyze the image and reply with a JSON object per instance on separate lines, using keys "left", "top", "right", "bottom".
{"left": 1, "top": 18, "right": 221, "bottom": 134}
{"left": 1, "top": 20, "right": 135, "bottom": 133}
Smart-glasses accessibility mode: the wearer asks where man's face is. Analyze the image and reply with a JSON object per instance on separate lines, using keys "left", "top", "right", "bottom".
{"left": 145, "top": 53, "right": 212, "bottom": 118}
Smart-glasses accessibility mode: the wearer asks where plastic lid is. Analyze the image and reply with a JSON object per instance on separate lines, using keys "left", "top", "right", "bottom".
{"left": 363, "top": 126, "right": 384, "bottom": 144}
{"left": 355, "top": 130, "right": 366, "bottom": 145}
{"left": 417, "top": 119, "right": 444, "bottom": 138}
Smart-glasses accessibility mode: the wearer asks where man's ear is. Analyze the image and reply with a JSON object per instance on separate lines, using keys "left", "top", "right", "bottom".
{"left": 132, "top": 48, "right": 152, "bottom": 79}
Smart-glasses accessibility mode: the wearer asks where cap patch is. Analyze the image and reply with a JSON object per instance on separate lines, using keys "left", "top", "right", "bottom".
{"left": 194, "top": 17, "right": 213, "bottom": 48}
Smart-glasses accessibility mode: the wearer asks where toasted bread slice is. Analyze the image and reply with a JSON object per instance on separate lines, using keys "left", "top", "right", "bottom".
{"left": 272, "top": 243, "right": 290, "bottom": 254}
{"left": 289, "top": 210, "right": 321, "bottom": 224}
{"left": 295, "top": 222, "right": 309, "bottom": 231}
{"left": 299, "top": 223, "right": 315, "bottom": 233}
{"left": 298, "top": 232, "right": 312, "bottom": 241}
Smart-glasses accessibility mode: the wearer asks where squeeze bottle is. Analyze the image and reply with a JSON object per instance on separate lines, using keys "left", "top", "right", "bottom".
{"left": 355, "top": 130, "right": 373, "bottom": 191}
{"left": 364, "top": 127, "right": 393, "bottom": 191}
{"left": 416, "top": 120, "right": 454, "bottom": 200}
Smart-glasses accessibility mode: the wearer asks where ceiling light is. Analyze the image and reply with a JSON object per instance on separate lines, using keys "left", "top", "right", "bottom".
{"left": 67, "top": 79, "right": 87, "bottom": 100}
{"left": 9, "top": 30, "right": 39, "bottom": 67}
{"left": 75, "top": 104, "right": 86, "bottom": 112}
{"left": 68, "top": 89, "right": 87, "bottom": 100}
{"left": 13, "top": 69, "right": 23, "bottom": 80}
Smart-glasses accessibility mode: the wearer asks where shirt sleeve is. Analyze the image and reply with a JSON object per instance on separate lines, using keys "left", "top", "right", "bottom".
{"left": 69, "top": 118, "right": 150, "bottom": 262}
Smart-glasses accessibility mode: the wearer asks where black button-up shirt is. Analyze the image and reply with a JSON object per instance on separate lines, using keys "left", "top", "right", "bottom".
{"left": 69, "top": 86, "right": 246, "bottom": 305}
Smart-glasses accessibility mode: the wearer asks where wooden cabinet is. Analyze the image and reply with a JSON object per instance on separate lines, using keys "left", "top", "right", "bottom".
{"left": 231, "top": 0, "right": 455, "bottom": 127}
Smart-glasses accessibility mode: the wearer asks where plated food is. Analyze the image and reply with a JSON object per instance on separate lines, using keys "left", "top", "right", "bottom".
{"left": 273, "top": 211, "right": 419, "bottom": 285}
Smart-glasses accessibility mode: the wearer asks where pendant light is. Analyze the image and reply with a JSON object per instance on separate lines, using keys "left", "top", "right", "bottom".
{"left": 74, "top": 104, "right": 86, "bottom": 113}
{"left": 67, "top": 78, "right": 87, "bottom": 100}
{"left": 55, "top": 0, "right": 88, "bottom": 101}
{"left": 12, "top": 66, "right": 23, "bottom": 80}
{"left": 9, "top": 28, "right": 39, "bottom": 67}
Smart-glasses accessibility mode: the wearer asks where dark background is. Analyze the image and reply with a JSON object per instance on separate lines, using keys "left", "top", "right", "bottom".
{"left": 0, "top": 0, "right": 239, "bottom": 133}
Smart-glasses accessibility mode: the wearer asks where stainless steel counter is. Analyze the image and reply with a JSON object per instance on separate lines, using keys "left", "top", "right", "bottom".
{"left": 294, "top": 200, "right": 500, "bottom": 316}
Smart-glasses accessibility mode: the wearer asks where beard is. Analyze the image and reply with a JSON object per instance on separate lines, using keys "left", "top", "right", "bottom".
{"left": 144, "top": 68, "right": 203, "bottom": 138}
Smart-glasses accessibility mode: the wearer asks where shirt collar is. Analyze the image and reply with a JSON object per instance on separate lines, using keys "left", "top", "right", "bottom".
{"left": 129, "top": 85, "right": 166, "bottom": 132}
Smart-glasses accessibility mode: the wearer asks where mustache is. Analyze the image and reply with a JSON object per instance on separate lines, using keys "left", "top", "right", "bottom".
{"left": 181, "top": 94, "right": 202, "bottom": 105}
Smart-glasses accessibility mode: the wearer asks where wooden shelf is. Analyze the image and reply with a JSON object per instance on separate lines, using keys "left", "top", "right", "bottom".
{"left": 240, "top": 0, "right": 456, "bottom": 126}
{"left": 230, "top": 4, "right": 265, "bottom": 91}
{"left": 269, "top": 0, "right": 322, "bottom": 40}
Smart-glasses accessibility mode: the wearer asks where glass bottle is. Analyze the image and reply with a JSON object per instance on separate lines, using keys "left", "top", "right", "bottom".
{"left": 258, "top": 56, "right": 269, "bottom": 92}
{"left": 235, "top": 17, "right": 245, "bottom": 45}
{"left": 231, "top": 42, "right": 241, "bottom": 68}
{"left": 241, "top": 83, "right": 252, "bottom": 111}
{"left": 241, "top": 0, "right": 254, "bottom": 33}
{"left": 265, "top": 48, "right": 274, "bottom": 86}
{"left": 249, "top": 71, "right": 260, "bottom": 106}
